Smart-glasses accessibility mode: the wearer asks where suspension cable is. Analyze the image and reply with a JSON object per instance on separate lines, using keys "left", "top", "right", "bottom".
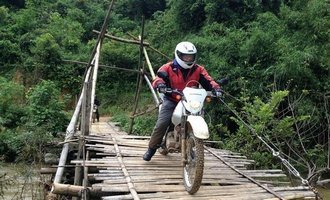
{"left": 218, "top": 94, "right": 323, "bottom": 199}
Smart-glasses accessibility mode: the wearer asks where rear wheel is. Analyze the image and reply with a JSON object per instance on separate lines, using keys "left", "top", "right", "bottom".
{"left": 92, "top": 112, "right": 96, "bottom": 123}
{"left": 183, "top": 132, "right": 204, "bottom": 194}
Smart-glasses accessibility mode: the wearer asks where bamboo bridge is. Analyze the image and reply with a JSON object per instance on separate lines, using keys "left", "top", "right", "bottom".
{"left": 45, "top": 118, "right": 317, "bottom": 200}
{"left": 44, "top": 1, "right": 320, "bottom": 199}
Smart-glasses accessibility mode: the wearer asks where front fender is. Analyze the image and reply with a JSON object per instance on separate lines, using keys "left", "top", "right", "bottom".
{"left": 187, "top": 116, "right": 209, "bottom": 139}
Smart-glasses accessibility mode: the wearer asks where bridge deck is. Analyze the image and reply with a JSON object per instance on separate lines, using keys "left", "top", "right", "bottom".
{"left": 70, "top": 119, "right": 316, "bottom": 199}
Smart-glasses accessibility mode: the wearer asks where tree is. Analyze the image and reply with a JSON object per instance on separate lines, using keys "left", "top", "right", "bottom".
{"left": 172, "top": 0, "right": 206, "bottom": 32}
{"left": 26, "top": 80, "right": 68, "bottom": 135}
{"left": 115, "top": 0, "right": 167, "bottom": 20}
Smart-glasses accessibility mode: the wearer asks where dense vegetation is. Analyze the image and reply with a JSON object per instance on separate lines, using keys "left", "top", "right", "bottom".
{"left": 0, "top": 0, "right": 329, "bottom": 183}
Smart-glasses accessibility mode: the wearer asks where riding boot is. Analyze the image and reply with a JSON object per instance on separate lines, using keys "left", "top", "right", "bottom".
{"left": 143, "top": 148, "right": 157, "bottom": 161}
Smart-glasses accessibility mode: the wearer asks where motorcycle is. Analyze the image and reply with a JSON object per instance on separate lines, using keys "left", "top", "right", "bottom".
{"left": 92, "top": 104, "right": 98, "bottom": 123}
{"left": 157, "top": 79, "right": 226, "bottom": 194}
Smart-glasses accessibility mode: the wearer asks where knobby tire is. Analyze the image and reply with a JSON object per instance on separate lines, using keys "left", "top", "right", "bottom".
{"left": 183, "top": 133, "right": 204, "bottom": 194}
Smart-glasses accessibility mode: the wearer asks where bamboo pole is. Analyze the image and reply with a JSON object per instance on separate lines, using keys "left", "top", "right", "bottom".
{"left": 97, "top": 30, "right": 171, "bottom": 61}
{"left": 40, "top": 168, "right": 57, "bottom": 174}
{"left": 127, "top": 32, "right": 171, "bottom": 61}
{"left": 89, "top": 42, "right": 101, "bottom": 125}
{"left": 63, "top": 60, "right": 141, "bottom": 74}
{"left": 112, "top": 137, "right": 140, "bottom": 200}
{"left": 73, "top": 83, "right": 88, "bottom": 190}
{"left": 93, "top": 30, "right": 150, "bottom": 46}
{"left": 144, "top": 74, "right": 160, "bottom": 106}
{"left": 128, "top": 16, "right": 145, "bottom": 134}
{"left": 130, "top": 105, "right": 158, "bottom": 118}
{"left": 53, "top": 0, "right": 115, "bottom": 185}
{"left": 139, "top": 35, "right": 155, "bottom": 79}
{"left": 51, "top": 183, "right": 101, "bottom": 197}
{"left": 53, "top": 67, "right": 92, "bottom": 183}
{"left": 82, "top": 149, "right": 89, "bottom": 199}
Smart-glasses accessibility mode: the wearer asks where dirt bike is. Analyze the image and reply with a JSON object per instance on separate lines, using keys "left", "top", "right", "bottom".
{"left": 92, "top": 104, "right": 98, "bottom": 123}
{"left": 157, "top": 79, "right": 226, "bottom": 194}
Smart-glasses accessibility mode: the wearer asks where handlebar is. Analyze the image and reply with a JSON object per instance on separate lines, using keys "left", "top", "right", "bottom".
{"left": 159, "top": 87, "right": 223, "bottom": 98}
{"left": 159, "top": 87, "right": 183, "bottom": 96}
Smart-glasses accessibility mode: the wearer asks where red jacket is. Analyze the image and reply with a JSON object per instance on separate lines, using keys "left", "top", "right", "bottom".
{"left": 152, "top": 61, "right": 220, "bottom": 102}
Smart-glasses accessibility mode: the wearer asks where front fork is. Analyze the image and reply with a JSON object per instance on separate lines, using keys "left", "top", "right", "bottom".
{"left": 181, "top": 119, "right": 187, "bottom": 166}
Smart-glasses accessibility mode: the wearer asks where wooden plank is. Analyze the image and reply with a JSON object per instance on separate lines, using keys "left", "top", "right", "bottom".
{"left": 82, "top": 122, "right": 317, "bottom": 200}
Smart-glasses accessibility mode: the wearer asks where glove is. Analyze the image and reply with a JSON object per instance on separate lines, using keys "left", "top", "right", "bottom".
{"left": 157, "top": 83, "right": 167, "bottom": 93}
{"left": 212, "top": 88, "right": 223, "bottom": 97}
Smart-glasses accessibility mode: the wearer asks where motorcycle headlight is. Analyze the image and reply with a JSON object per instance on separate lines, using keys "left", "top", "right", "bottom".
{"left": 189, "top": 100, "right": 202, "bottom": 110}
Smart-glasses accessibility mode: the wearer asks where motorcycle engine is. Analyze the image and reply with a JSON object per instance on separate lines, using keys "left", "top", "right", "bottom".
{"left": 166, "top": 128, "right": 181, "bottom": 153}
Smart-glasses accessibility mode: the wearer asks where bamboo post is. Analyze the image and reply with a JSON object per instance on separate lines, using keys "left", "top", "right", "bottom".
{"left": 81, "top": 82, "right": 89, "bottom": 137}
{"left": 82, "top": 148, "right": 89, "bottom": 199}
{"left": 128, "top": 16, "right": 145, "bottom": 134}
{"left": 73, "top": 82, "right": 89, "bottom": 191}
{"left": 140, "top": 38, "right": 155, "bottom": 79}
{"left": 84, "top": 82, "right": 92, "bottom": 136}
{"left": 89, "top": 42, "right": 101, "bottom": 125}
{"left": 136, "top": 35, "right": 163, "bottom": 106}
{"left": 53, "top": 67, "right": 92, "bottom": 184}
{"left": 144, "top": 74, "right": 160, "bottom": 106}
{"left": 73, "top": 138, "right": 83, "bottom": 199}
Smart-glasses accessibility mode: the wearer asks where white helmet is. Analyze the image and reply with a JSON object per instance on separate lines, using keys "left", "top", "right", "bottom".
{"left": 175, "top": 41, "right": 197, "bottom": 69}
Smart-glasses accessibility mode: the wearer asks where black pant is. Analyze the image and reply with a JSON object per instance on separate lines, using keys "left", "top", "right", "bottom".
{"left": 148, "top": 98, "right": 177, "bottom": 148}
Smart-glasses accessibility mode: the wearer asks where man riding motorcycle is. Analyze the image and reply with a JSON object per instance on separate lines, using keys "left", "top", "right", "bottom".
{"left": 143, "top": 41, "right": 222, "bottom": 161}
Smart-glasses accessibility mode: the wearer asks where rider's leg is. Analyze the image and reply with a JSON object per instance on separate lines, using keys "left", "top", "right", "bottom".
{"left": 143, "top": 98, "right": 176, "bottom": 161}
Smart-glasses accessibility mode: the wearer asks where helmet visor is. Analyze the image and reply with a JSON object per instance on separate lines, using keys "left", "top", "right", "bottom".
{"left": 177, "top": 51, "right": 196, "bottom": 63}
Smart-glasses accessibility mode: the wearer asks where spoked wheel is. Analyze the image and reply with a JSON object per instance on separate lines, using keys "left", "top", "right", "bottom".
{"left": 183, "top": 132, "right": 204, "bottom": 194}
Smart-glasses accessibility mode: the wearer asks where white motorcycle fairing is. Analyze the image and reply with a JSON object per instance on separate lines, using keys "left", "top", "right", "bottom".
{"left": 187, "top": 116, "right": 209, "bottom": 139}
{"left": 171, "top": 87, "right": 209, "bottom": 139}
{"left": 172, "top": 101, "right": 184, "bottom": 126}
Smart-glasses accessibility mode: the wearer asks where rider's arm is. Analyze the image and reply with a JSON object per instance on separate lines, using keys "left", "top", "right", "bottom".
{"left": 152, "top": 63, "right": 171, "bottom": 89}
{"left": 198, "top": 65, "right": 221, "bottom": 90}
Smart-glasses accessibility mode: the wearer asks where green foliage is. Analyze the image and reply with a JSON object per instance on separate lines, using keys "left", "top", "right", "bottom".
{"left": 115, "top": 0, "right": 166, "bottom": 20}
{"left": 0, "top": 127, "right": 53, "bottom": 163}
{"left": 172, "top": 0, "right": 206, "bottom": 32}
{"left": 46, "top": 12, "right": 84, "bottom": 53}
{"left": 224, "top": 90, "right": 291, "bottom": 168}
{"left": 105, "top": 90, "right": 157, "bottom": 135}
{"left": 0, "top": 0, "right": 328, "bottom": 174}
{"left": 107, "top": 106, "right": 130, "bottom": 131}
{"left": 132, "top": 115, "right": 157, "bottom": 136}
{"left": 0, "top": 79, "right": 62, "bottom": 162}
{"left": 16, "top": 129, "right": 54, "bottom": 162}
{"left": 223, "top": 89, "right": 327, "bottom": 172}
{"left": 26, "top": 80, "right": 68, "bottom": 135}
{"left": 30, "top": 33, "right": 62, "bottom": 80}
{"left": 0, "top": 130, "right": 21, "bottom": 162}
{"left": 0, "top": 35, "right": 22, "bottom": 72}
{"left": 0, "top": 77, "right": 26, "bottom": 129}
{"left": 0, "top": 6, "right": 9, "bottom": 24}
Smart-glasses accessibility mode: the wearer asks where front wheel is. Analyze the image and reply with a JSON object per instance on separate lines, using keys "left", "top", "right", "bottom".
{"left": 183, "top": 133, "right": 204, "bottom": 194}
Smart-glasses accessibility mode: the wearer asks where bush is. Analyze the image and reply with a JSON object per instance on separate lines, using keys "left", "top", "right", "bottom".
{"left": 0, "top": 77, "right": 27, "bottom": 130}
{"left": 26, "top": 80, "right": 69, "bottom": 135}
